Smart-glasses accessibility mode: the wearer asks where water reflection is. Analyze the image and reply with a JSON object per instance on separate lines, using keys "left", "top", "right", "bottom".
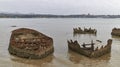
{"left": 73, "top": 33, "right": 97, "bottom": 37}
{"left": 111, "top": 35, "right": 120, "bottom": 40}
{"left": 10, "top": 54, "right": 54, "bottom": 67}
{"left": 67, "top": 50, "right": 111, "bottom": 67}
{"left": 111, "top": 35, "right": 120, "bottom": 44}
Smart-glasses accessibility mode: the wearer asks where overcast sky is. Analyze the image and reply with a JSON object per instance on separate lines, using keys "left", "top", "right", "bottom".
{"left": 0, "top": 0, "right": 120, "bottom": 15}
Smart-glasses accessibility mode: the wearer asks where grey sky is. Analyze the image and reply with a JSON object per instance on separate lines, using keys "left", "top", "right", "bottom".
{"left": 0, "top": 0, "right": 120, "bottom": 15}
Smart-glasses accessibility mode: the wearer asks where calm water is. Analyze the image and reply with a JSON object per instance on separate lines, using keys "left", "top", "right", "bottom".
{"left": 0, "top": 18, "right": 120, "bottom": 67}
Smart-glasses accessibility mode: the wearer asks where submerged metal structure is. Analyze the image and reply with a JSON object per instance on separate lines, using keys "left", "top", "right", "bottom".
{"left": 67, "top": 39, "right": 112, "bottom": 58}
{"left": 8, "top": 28, "right": 54, "bottom": 59}
{"left": 73, "top": 27, "right": 97, "bottom": 34}
{"left": 111, "top": 27, "right": 120, "bottom": 36}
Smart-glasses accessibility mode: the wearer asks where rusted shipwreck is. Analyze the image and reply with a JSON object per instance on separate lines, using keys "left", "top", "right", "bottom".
{"left": 67, "top": 39, "right": 112, "bottom": 58}
{"left": 111, "top": 27, "right": 120, "bottom": 36}
{"left": 73, "top": 27, "right": 97, "bottom": 34}
{"left": 8, "top": 28, "right": 54, "bottom": 59}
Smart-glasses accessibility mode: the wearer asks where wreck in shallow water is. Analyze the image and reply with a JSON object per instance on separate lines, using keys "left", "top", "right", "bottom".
{"left": 8, "top": 28, "right": 54, "bottom": 59}
{"left": 111, "top": 27, "right": 120, "bottom": 36}
{"left": 73, "top": 27, "right": 97, "bottom": 35}
{"left": 67, "top": 39, "right": 112, "bottom": 58}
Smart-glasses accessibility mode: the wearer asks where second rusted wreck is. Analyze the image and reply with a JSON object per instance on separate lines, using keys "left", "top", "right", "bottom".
{"left": 67, "top": 39, "right": 112, "bottom": 58}
{"left": 111, "top": 27, "right": 120, "bottom": 36}
{"left": 73, "top": 27, "right": 97, "bottom": 34}
{"left": 8, "top": 28, "right": 54, "bottom": 59}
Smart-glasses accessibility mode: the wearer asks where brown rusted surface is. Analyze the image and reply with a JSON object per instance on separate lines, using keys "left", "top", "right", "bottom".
{"left": 8, "top": 28, "right": 54, "bottom": 59}
{"left": 73, "top": 27, "right": 97, "bottom": 35}
{"left": 67, "top": 39, "right": 112, "bottom": 58}
{"left": 111, "top": 27, "right": 120, "bottom": 36}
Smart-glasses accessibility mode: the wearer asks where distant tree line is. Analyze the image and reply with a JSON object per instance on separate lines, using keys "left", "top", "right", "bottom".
{"left": 0, "top": 13, "right": 120, "bottom": 18}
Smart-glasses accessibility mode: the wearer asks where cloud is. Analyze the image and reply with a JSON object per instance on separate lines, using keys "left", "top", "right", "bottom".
{"left": 0, "top": 0, "right": 120, "bottom": 14}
